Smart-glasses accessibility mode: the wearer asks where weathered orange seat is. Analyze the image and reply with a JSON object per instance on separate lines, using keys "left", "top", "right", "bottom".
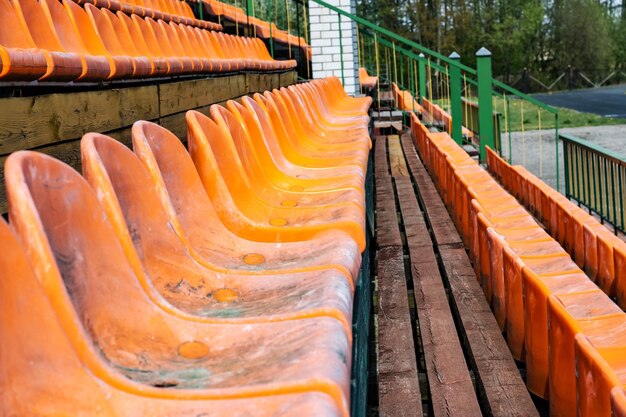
{"left": 12, "top": 0, "right": 86, "bottom": 81}
{"left": 0, "top": 0, "right": 48, "bottom": 81}
{"left": 85, "top": 4, "right": 152, "bottom": 78}
{"left": 63, "top": 0, "right": 134, "bottom": 79}
{"left": 0, "top": 217, "right": 345, "bottom": 417}
{"left": 5, "top": 150, "right": 352, "bottom": 416}
{"left": 241, "top": 96, "right": 366, "bottom": 191}
{"left": 132, "top": 120, "right": 363, "bottom": 283}
{"left": 224, "top": 100, "right": 366, "bottom": 208}
{"left": 81, "top": 132, "right": 353, "bottom": 334}
{"left": 187, "top": 109, "right": 367, "bottom": 252}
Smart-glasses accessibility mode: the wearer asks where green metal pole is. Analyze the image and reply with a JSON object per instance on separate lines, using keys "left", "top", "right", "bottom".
{"left": 338, "top": 13, "right": 344, "bottom": 85}
{"left": 449, "top": 52, "right": 462, "bottom": 144}
{"left": 418, "top": 53, "right": 426, "bottom": 105}
{"left": 476, "top": 47, "right": 494, "bottom": 162}
{"left": 555, "top": 112, "right": 560, "bottom": 192}
{"left": 197, "top": 0, "right": 203, "bottom": 20}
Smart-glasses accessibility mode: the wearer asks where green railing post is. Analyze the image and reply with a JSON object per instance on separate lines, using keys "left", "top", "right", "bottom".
{"left": 338, "top": 13, "right": 344, "bottom": 86}
{"left": 197, "top": 0, "right": 203, "bottom": 20}
{"left": 418, "top": 53, "right": 426, "bottom": 105}
{"left": 449, "top": 52, "right": 462, "bottom": 144}
{"left": 270, "top": 0, "right": 276, "bottom": 58}
{"left": 476, "top": 47, "right": 494, "bottom": 161}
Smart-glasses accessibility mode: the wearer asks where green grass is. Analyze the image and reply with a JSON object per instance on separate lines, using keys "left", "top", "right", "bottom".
{"left": 433, "top": 96, "right": 626, "bottom": 132}
{"left": 492, "top": 96, "right": 626, "bottom": 132}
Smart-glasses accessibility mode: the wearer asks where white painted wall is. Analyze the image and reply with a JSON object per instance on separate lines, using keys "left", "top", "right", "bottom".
{"left": 308, "top": 0, "right": 359, "bottom": 95}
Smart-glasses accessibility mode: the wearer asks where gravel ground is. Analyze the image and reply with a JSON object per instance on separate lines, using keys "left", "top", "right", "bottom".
{"left": 499, "top": 124, "right": 626, "bottom": 191}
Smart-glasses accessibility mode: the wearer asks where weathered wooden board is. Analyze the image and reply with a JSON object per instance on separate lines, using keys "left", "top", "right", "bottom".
{"left": 387, "top": 135, "right": 408, "bottom": 178}
{"left": 0, "top": 85, "right": 158, "bottom": 156}
{"left": 395, "top": 176, "right": 483, "bottom": 417}
{"left": 158, "top": 74, "right": 247, "bottom": 117}
{"left": 375, "top": 135, "right": 423, "bottom": 417}
{"left": 400, "top": 132, "right": 539, "bottom": 417}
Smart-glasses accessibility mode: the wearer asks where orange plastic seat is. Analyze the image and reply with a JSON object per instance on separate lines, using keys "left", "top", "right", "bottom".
{"left": 266, "top": 90, "right": 370, "bottom": 157}
{"left": 277, "top": 87, "right": 371, "bottom": 150}
{"left": 85, "top": 4, "right": 152, "bottom": 78}
{"left": 548, "top": 291, "right": 624, "bottom": 417}
{"left": 256, "top": 93, "right": 368, "bottom": 173}
{"left": 81, "top": 132, "right": 353, "bottom": 332}
{"left": 359, "top": 67, "right": 377, "bottom": 90}
{"left": 37, "top": 0, "right": 111, "bottom": 81}
{"left": 615, "top": 243, "right": 626, "bottom": 308}
{"left": 115, "top": 11, "right": 169, "bottom": 76}
{"left": 131, "top": 120, "right": 362, "bottom": 283}
{"left": 224, "top": 100, "right": 366, "bottom": 207}
{"left": 187, "top": 110, "right": 367, "bottom": 251}
{"left": 11, "top": 0, "right": 86, "bottom": 81}
{"left": 131, "top": 14, "right": 183, "bottom": 75}
{"left": 522, "top": 269, "right": 598, "bottom": 399}
{"left": 595, "top": 227, "right": 624, "bottom": 296}
{"left": 240, "top": 96, "right": 366, "bottom": 191}
{"left": 145, "top": 17, "right": 193, "bottom": 73}
{"left": 0, "top": 0, "right": 48, "bottom": 81}
{"left": 63, "top": 0, "right": 134, "bottom": 79}
{"left": 575, "top": 333, "right": 626, "bottom": 417}
{"left": 280, "top": 86, "right": 371, "bottom": 146}
{"left": 5, "top": 150, "right": 352, "bottom": 416}
{"left": 0, "top": 218, "right": 345, "bottom": 417}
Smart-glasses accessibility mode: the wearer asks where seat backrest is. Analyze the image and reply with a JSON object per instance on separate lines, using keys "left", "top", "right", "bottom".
{"left": 0, "top": 218, "right": 119, "bottom": 413}
{"left": 12, "top": 0, "right": 65, "bottom": 51}
{"left": 84, "top": 4, "right": 127, "bottom": 55}
{"left": 102, "top": 8, "right": 141, "bottom": 56}
{"left": 131, "top": 15, "right": 165, "bottom": 56}
{"left": 132, "top": 120, "right": 233, "bottom": 241}
{"left": 81, "top": 133, "right": 212, "bottom": 293}
{"left": 116, "top": 11, "right": 150, "bottom": 56}
{"left": 0, "top": 0, "right": 36, "bottom": 48}
{"left": 63, "top": 0, "right": 110, "bottom": 55}
{"left": 5, "top": 151, "right": 178, "bottom": 377}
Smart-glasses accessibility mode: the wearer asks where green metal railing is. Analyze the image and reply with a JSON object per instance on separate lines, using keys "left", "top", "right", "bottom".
{"left": 561, "top": 133, "right": 626, "bottom": 233}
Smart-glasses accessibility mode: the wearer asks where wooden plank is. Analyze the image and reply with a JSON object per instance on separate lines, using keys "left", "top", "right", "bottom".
{"left": 158, "top": 74, "right": 246, "bottom": 116}
{"left": 377, "top": 246, "right": 423, "bottom": 417}
{"left": 374, "top": 137, "right": 402, "bottom": 248}
{"left": 375, "top": 135, "right": 422, "bottom": 417}
{"left": 400, "top": 134, "right": 463, "bottom": 247}
{"left": 387, "top": 135, "right": 408, "bottom": 178}
{"left": 400, "top": 133, "right": 539, "bottom": 417}
{"left": 0, "top": 85, "right": 158, "bottom": 156}
{"left": 395, "top": 175, "right": 482, "bottom": 417}
{"left": 280, "top": 71, "right": 297, "bottom": 87}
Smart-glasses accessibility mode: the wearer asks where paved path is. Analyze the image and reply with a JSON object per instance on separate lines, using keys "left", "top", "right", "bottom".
{"left": 533, "top": 84, "right": 626, "bottom": 118}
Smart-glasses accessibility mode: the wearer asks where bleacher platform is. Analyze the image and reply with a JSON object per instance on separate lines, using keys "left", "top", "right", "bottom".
{"left": 3, "top": 2, "right": 626, "bottom": 415}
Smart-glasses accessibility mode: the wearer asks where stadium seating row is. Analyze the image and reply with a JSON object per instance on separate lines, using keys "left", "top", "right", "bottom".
{"left": 487, "top": 149, "right": 626, "bottom": 310}
{"left": 421, "top": 96, "right": 473, "bottom": 139}
{"left": 75, "top": 0, "right": 218, "bottom": 29}
{"left": 0, "top": 77, "right": 371, "bottom": 416}
{"left": 0, "top": 0, "right": 294, "bottom": 82}
{"left": 199, "top": 0, "right": 310, "bottom": 56}
{"left": 411, "top": 112, "right": 626, "bottom": 417}
{"left": 358, "top": 67, "right": 377, "bottom": 92}
{"left": 391, "top": 82, "right": 423, "bottom": 113}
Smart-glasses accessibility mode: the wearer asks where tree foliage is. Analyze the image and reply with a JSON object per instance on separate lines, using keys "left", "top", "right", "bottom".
{"left": 356, "top": 0, "right": 624, "bottom": 78}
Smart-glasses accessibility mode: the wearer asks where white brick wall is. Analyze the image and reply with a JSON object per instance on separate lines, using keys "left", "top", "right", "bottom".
{"left": 308, "top": 0, "right": 360, "bottom": 95}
